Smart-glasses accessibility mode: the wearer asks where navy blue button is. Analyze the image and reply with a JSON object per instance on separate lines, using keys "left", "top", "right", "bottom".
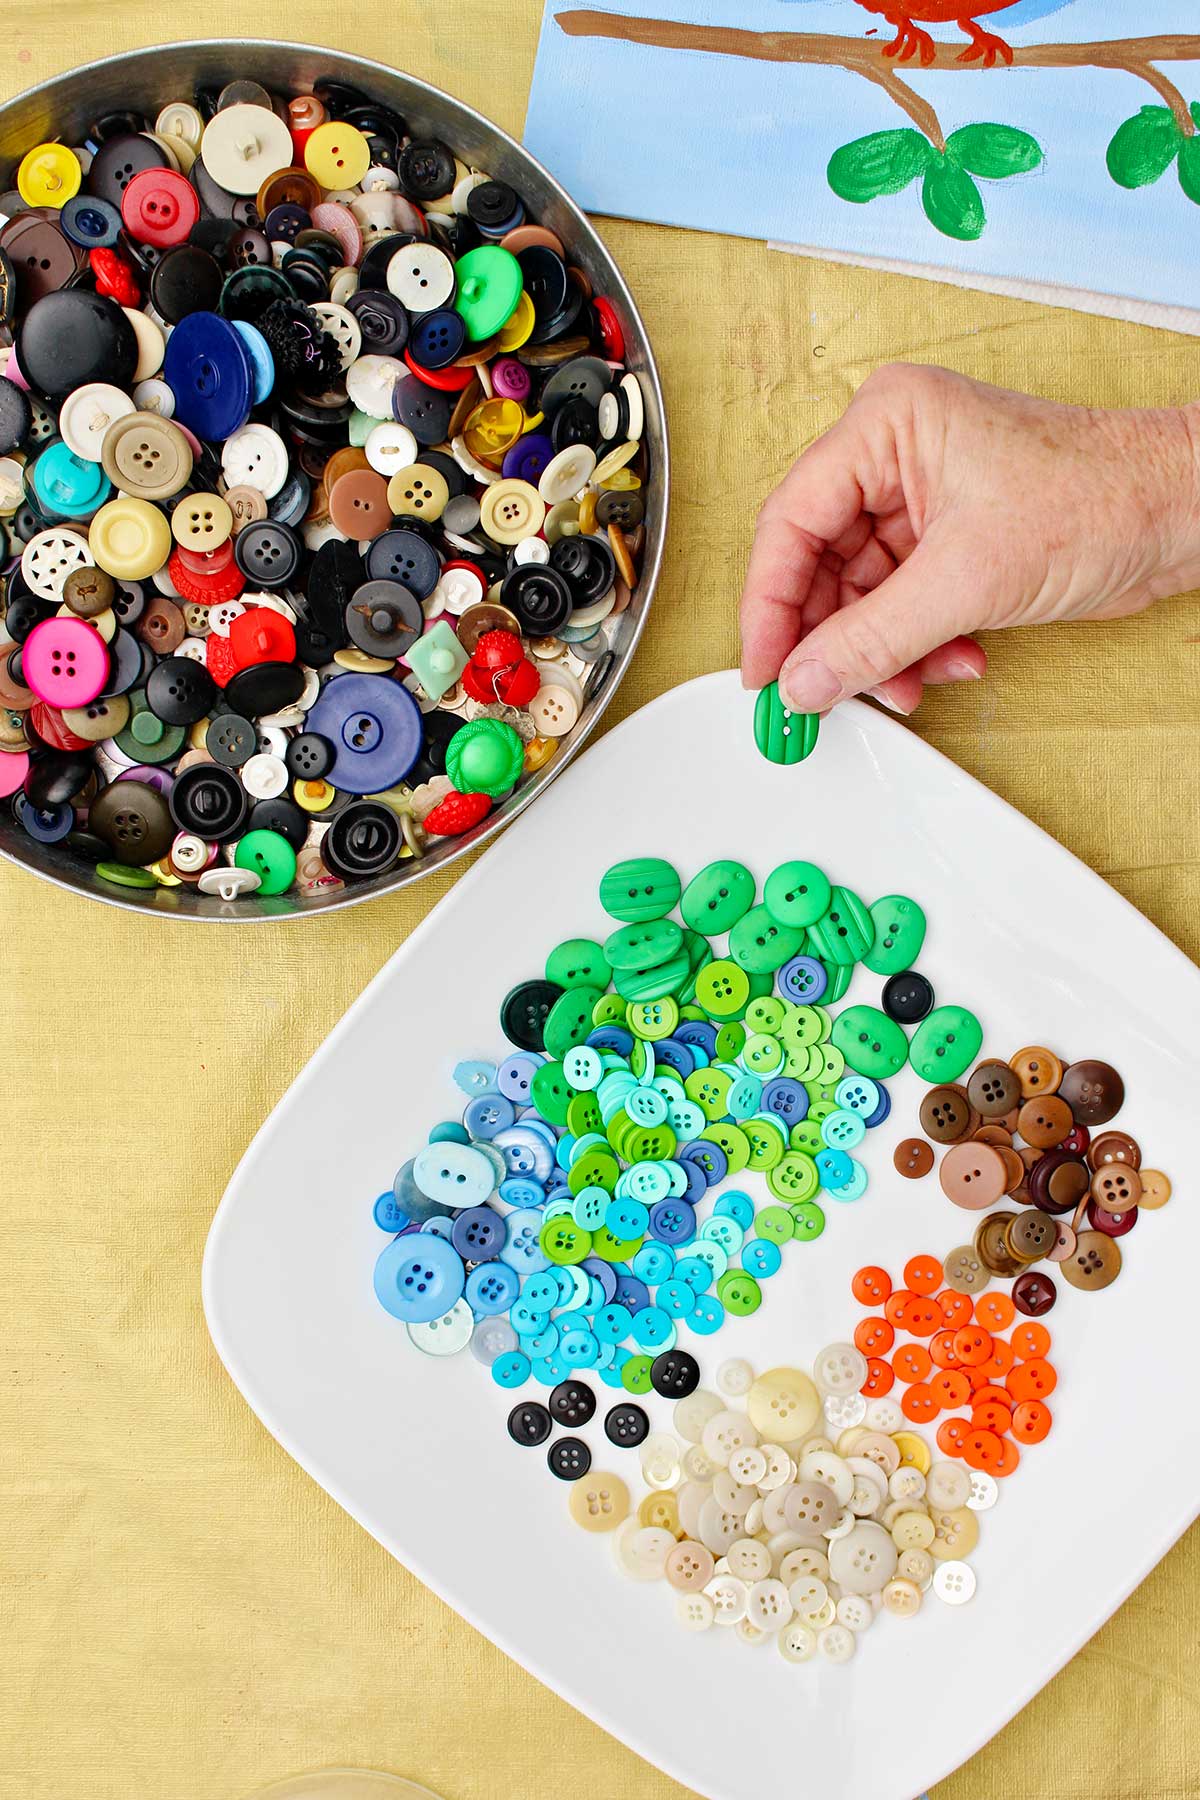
{"left": 264, "top": 203, "right": 310, "bottom": 243}
{"left": 675, "top": 1020, "right": 718, "bottom": 1057}
{"left": 304, "top": 672, "right": 424, "bottom": 793}
{"left": 392, "top": 376, "right": 453, "bottom": 445}
{"left": 586, "top": 1025, "right": 633, "bottom": 1056}
{"left": 410, "top": 307, "right": 466, "bottom": 370}
{"left": 14, "top": 793, "right": 73, "bottom": 843}
{"left": 678, "top": 1140, "right": 728, "bottom": 1185}
{"left": 366, "top": 528, "right": 442, "bottom": 598}
{"left": 451, "top": 1204, "right": 505, "bottom": 1262}
{"left": 60, "top": 195, "right": 122, "bottom": 248}
{"left": 647, "top": 1199, "right": 696, "bottom": 1245}
{"left": 613, "top": 1273, "right": 650, "bottom": 1314}
{"left": 162, "top": 311, "right": 253, "bottom": 441}
{"left": 761, "top": 1077, "right": 809, "bottom": 1124}
{"left": 650, "top": 1037, "right": 693, "bottom": 1080}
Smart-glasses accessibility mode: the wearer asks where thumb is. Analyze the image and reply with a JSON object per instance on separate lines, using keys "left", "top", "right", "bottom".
{"left": 777, "top": 536, "right": 980, "bottom": 713}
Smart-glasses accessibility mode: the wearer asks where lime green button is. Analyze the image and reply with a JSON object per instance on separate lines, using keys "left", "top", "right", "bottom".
{"left": 628, "top": 996, "right": 678, "bottom": 1039}
{"left": 568, "top": 1146, "right": 620, "bottom": 1193}
{"left": 453, "top": 245, "right": 523, "bottom": 340}
{"left": 544, "top": 985, "right": 603, "bottom": 1057}
{"left": 763, "top": 860, "right": 831, "bottom": 928}
{"left": 684, "top": 1066, "right": 733, "bottom": 1120}
{"left": 830, "top": 1004, "right": 908, "bottom": 1078}
{"left": 717, "top": 1270, "right": 762, "bottom": 1316}
{"left": 789, "top": 1119, "right": 823, "bottom": 1155}
{"left": 566, "top": 1090, "right": 602, "bottom": 1136}
{"left": 546, "top": 937, "right": 612, "bottom": 989}
{"left": 693, "top": 958, "right": 749, "bottom": 1020}
{"left": 730, "top": 905, "right": 807, "bottom": 975}
{"left": 592, "top": 1227, "right": 644, "bottom": 1263}
{"left": 861, "top": 894, "right": 927, "bottom": 976}
{"left": 680, "top": 859, "right": 755, "bottom": 934}
{"left": 531, "top": 1061, "right": 572, "bottom": 1126}
{"left": 599, "top": 856, "right": 681, "bottom": 922}
{"left": 768, "top": 1150, "right": 819, "bottom": 1201}
{"left": 754, "top": 681, "right": 819, "bottom": 764}
{"left": 613, "top": 950, "right": 689, "bottom": 1003}
{"left": 807, "top": 886, "right": 875, "bottom": 965}
{"left": 909, "top": 1005, "right": 983, "bottom": 1082}
{"left": 744, "top": 1118, "right": 785, "bottom": 1170}
{"left": 591, "top": 992, "right": 626, "bottom": 1027}
{"left": 779, "top": 1003, "right": 823, "bottom": 1049}
{"left": 96, "top": 861, "right": 157, "bottom": 888}
{"left": 754, "top": 1204, "right": 795, "bottom": 1245}
{"left": 621, "top": 1354, "right": 653, "bottom": 1394}
{"left": 444, "top": 717, "right": 524, "bottom": 797}
{"left": 234, "top": 829, "right": 296, "bottom": 896}
{"left": 791, "top": 1200, "right": 826, "bottom": 1241}
{"left": 743, "top": 1032, "right": 783, "bottom": 1075}
{"left": 714, "top": 1021, "right": 745, "bottom": 1061}
{"left": 604, "top": 917, "right": 682, "bottom": 970}
{"left": 699, "top": 1122, "right": 749, "bottom": 1173}
{"left": 541, "top": 1217, "right": 592, "bottom": 1264}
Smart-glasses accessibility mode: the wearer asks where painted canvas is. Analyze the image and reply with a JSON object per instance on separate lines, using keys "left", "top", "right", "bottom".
{"left": 524, "top": 0, "right": 1200, "bottom": 315}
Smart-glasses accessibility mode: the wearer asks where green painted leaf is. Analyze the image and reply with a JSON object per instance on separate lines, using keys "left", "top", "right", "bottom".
{"left": 921, "top": 161, "right": 986, "bottom": 240}
{"left": 1191, "top": 100, "right": 1200, "bottom": 131}
{"left": 1106, "top": 106, "right": 1182, "bottom": 188}
{"left": 1179, "top": 133, "right": 1200, "bottom": 204}
{"left": 946, "top": 122, "right": 1043, "bottom": 179}
{"left": 827, "top": 129, "right": 935, "bottom": 203}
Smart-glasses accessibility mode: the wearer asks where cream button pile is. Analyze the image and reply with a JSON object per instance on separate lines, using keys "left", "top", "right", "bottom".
{"left": 571, "top": 1353, "right": 986, "bottom": 1666}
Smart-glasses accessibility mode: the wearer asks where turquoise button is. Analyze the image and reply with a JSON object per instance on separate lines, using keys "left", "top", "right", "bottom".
{"left": 714, "top": 1190, "right": 755, "bottom": 1229}
{"left": 32, "top": 440, "right": 112, "bottom": 517}
{"left": 412, "top": 1140, "right": 497, "bottom": 1207}
{"left": 492, "top": 1352, "right": 531, "bottom": 1387}
{"left": 688, "top": 1295, "right": 725, "bottom": 1334}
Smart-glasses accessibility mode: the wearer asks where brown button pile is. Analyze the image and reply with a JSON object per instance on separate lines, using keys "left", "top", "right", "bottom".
{"left": 892, "top": 1047, "right": 1171, "bottom": 1313}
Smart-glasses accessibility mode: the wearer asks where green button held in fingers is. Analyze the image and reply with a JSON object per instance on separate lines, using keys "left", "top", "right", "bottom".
{"left": 754, "top": 681, "right": 819, "bottom": 765}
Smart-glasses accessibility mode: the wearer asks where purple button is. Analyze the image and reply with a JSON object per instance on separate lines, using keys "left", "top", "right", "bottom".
{"left": 761, "top": 1077, "right": 809, "bottom": 1124}
{"left": 116, "top": 765, "right": 175, "bottom": 794}
{"left": 778, "top": 954, "right": 828, "bottom": 1003}
{"left": 304, "top": 672, "right": 424, "bottom": 793}
{"left": 501, "top": 431, "right": 554, "bottom": 483}
{"left": 491, "top": 356, "right": 531, "bottom": 402}
{"left": 451, "top": 1204, "right": 505, "bottom": 1261}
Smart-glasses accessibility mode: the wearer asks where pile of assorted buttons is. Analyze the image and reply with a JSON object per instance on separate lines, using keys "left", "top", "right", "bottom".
{"left": 895, "top": 1045, "right": 1169, "bottom": 1306}
{"left": 0, "top": 77, "right": 649, "bottom": 900}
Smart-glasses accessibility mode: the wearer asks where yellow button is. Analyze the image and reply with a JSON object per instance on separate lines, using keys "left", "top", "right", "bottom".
{"left": 304, "top": 120, "right": 371, "bottom": 190}
{"left": 17, "top": 143, "right": 82, "bottom": 210}
{"left": 568, "top": 1471, "right": 629, "bottom": 1533}
{"left": 387, "top": 463, "right": 449, "bottom": 522}
{"left": 294, "top": 779, "right": 336, "bottom": 814}
{"left": 496, "top": 291, "right": 535, "bottom": 352}
{"left": 334, "top": 647, "right": 394, "bottom": 673}
{"left": 479, "top": 479, "right": 545, "bottom": 545}
{"left": 88, "top": 498, "right": 173, "bottom": 581}
{"left": 463, "top": 397, "right": 524, "bottom": 460}
{"left": 171, "top": 491, "right": 233, "bottom": 549}
{"left": 892, "top": 1430, "right": 932, "bottom": 1475}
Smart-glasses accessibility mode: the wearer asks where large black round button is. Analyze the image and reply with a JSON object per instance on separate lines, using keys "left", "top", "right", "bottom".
{"left": 882, "top": 970, "right": 935, "bottom": 1024}
{"left": 234, "top": 520, "right": 303, "bottom": 589}
{"left": 169, "top": 762, "right": 250, "bottom": 842}
{"left": 550, "top": 534, "right": 615, "bottom": 607}
{"left": 499, "top": 979, "right": 563, "bottom": 1051}
{"left": 501, "top": 565, "right": 573, "bottom": 635}
{"left": 604, "top": 1403, "right": 649, "bottom": 1448}
{"left": 90, "top": 777, "right": 175, "bottom": 864}
{"left": 146, "top": 655, "right": 217, "bottom": 726}
{"left": 549, "top": 1380, "right": 596, "bottom": 1429}
{"left": 322, "top": 800, "right": 402, "bottom": 880}
{"left": 222, "top": 660, "right": 305, "bottom": 719}
{"left": 248, "top": 794, "right": 308, "bottom": 851}
{"left": 547, "top": 1438, "right": 592, "bottom": 1481}
{"left": 506, "top": 1401, "right": 552, "bottom": 1448}
{"left": 285, "top": 732, "right": 334, "bottom": 780}
{"left": 16, "top": 289, "right": 139, "bottom": 397}
{"left": 150, "top": 244, "right": 223, "bottom": 324}
{"left": 650, "top": 1350, "right": 700, "bottom": 1398}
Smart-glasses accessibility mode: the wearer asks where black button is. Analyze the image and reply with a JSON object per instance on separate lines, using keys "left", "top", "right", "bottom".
{"left": 358, "top": 230, "right": 421, "bottom": 291}
{"left": 547, "top": 1438, "right": 592, "bottom": 1482}
{"left": 169, "top": 763, "right": 250, "bottom": 842}
{"left": 206, "top": 712, "right": 256, "bottom": 768}
{"left": 229, "top": 227, "right": 272, "bottom": 268}
{"left": 192, "top": 159, "right": 238, "bottom": 220}
{"left": 249, "top": 794, "right": 308, "bottom": 851}
{"left": 365, "top": 528, "right": 441, "bottom": 598}
{"left": 3, "top": 592, "right": 54, "bottom": 643}
{"left": 650, "top": 1351, "right": 700, "bottom": 1399}
{"left": 346, "top": 287, "right": 409, "bottom": 355}
{"left": 280, "top": 249, "right": 330, "bottom": 304}
{"left": 392, "top": 377, "right": 453, "bottom": 446}
{"left": 467, "top": 180, "right": 521, "bottom": 231}
{"left": 604, "top": 1403, "right": 649, "bottom": 1448}
{"left": 150, "top": 245, "right": 223, "bottom": 323}
{"left": 549, "top": 1380, "right": 596, "bottom": 1429}
{"left": 397, "top": 138, "right": 456, "bottom": 202}
{"left": 0, "top": 376, "right": 31, "bottom": 454}
{"left": 528, "top": 281, "right": 584, "bottom": 347}
{"left": 86, "top": 132, "right": 169, "bottom": 206}
{"left": 882, "top": 970, "right": 935, "bottom": 1024}
{"left": 549, "top": 535, "right": 615, "bottom": 607}
{"left": 285, "top": 731, "right": 334, "bottom": 780}
{"left": 323, "top": 800, "right": 402, "bottom": 880}
{"left": 500, "top": 979, "right": 563, "bottom": 1051}
{"left": 90, "top": 777, "right": 175, "bottom": 864}
{"left": 518, "top": 246, "right": 568, "bottom": 323}
{"left": 146, "top": 655, "right": 217, "bottom": 726}
{"left": 223, "top": 660, "right": 306, "bottom": 719}
{"left": 16, "top": 289, "right": 138, "bottom": 398}
{"left": 596, "top": 489, "right": 643, "bottom": 530}
{"left": 99, "top": 627, "right": 143, "bottom": 698}
{"left": 419, "top": 448, "right": 469, "bottom": 500}
{"left": 506, "top": 1401, "right": 552, "bottom": 1448}
{"left": 501, "top": 565, "right": 572, "bottom": 635}
{"left": 344, "top": 579, "right": 422, "bottom": 657}
{"left": 24, "top": 750, "right": 92, "bottom": 808}
{"left": 551, "top": 396, "right": 600, "bottom": 452}
{"left": 407, "top": 708, "right": 460, "bottom": 787}
{"left": 189, "top": 216, "right": 238, "bottom": 261}
{"left": 234, "top": 521, "right": 303, "bottom": 589}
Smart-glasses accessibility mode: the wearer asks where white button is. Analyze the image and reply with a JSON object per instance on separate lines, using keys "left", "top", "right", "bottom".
{"left": 350, "top": 190, "right": 398, "bottom": 237}
{"left": 712, "top": 1469, "right": 755, "bottom": 1516}
{"left": 123, "top": 307, "right": 166, "bottom": 381}
{"left": 823, "top": 1391, "right": 867, "bottom": 1431}
{"left": 330, "top": 266, "right": 359, "bottom": 305}
{"left": 700, "top": 1408, "right": 759, "bottom": 1467}
{"left": 21, "top": 528, "right": 92, "bottom": 600}
{"left": 716, "top": 1356, "right": 754, "bottom": 1399}
{"left": 726, "top": 1537, "right": 771, "bottom": 1582}
{"left": 702, "top": 1574, "right": 747, "bottom": 1626}
{"left": 346, "top": 354, "right": 406, "bottom": 420}
{"left": 864, "top": 1397, "right": 904, "bottom": 1434}
{"left": 697, "top": 1497, "right": 742, "bottom": 1556}
{"left": 621, "top": 370, "right": 645, "bottom": 440}
{"left": 386, "top": 242, "right": 455, "bottom": 311}
{"left": 240, "top": 752, "right": 288, "bottom": 799}
{"left": 933, "top": 1559, "right": 977, "bottom": 1605}
{"left": 170, "top": 832, "right": 209, "bottom": 872}
{"left": 728, "top": 1444, "right": 767, "bottom": 1488}
{"left": 788, "top": 1575, "right": 829, "bottom": 1621}
{"left": 174, "top": 637, "right": 208, "bottom": 664}
{"left": 538, "top": 444, "right": 597, "bottom": 504}
{"left": 364, "top": 420, "right": 419, "bottom": 478}
{"left": 966, "top": 1470, "right": 999, "bottom": 1511}
{"left": 926, "top": 1460, "right": 972, "bottom": 1511}
{"left": 813, "top": 1342, "right": 869, "bottom": 1396}
{"left": 746, "top": 1577, "right": 793, "bottom": 1632}
{"left": 675, "top": 1592, "right": 715, "bottom": 1633}
{"left": 509, "top": 535, "right": 548, "bottom": 567}
{"left": 156, "top": 101, "right": 204, "bottom": 151}
{"left": 200, "top": 104, "right": 294, "bottom": 195}
{"left": 132, "top": 377, "right": 175, "bottom": 417}
{"left": 208, "top": 601, "right": 245, "bottom": 637}
{"left": 882, "top": 1576, "right": 923, "bottom": 1618}
{"left": 198, "top": 866, "right": 261, "bottom": 899}
{"left": 836, "top": 1593, "right": 875, "bottom": 1633}
{"left": 817, "top": 1623, "right": 857, "bottom": 1664}
{"left": 798, "top": 1449, "right": 853, "bottom": 1506}
{"left": 362, "top": 166, "right": 399, "bottom": 193}
{"left": 527, "top": 682, "right": 580, "bottom": 738}
{"left": 828, "top": 1521, "right": 898, "bottom": 1596}
{"left": 567, "top": 588, "right": 616, "bottom": 631}
{"left": 221, "top": 423, "right": 288, "bottom": 498}
{"left": 406, "top": 1297, "right": 473, "bottom": 1356}
{"left": 59, "top": 383, "right": 136, "bottom": 461}
{"left": 777, "top": 1621, "right": 817, "bottom": 1663}
{"left": 673, "top": 1387, "right": 724, "bottom": 1444}
{"left": 311, "top": 301, "right": 362, "bottom": 371}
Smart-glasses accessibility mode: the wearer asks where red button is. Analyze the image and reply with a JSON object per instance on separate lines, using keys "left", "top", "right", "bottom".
{"left": 175, "top": 540, "right": 236, "bottom": 576}
{"left": 120, "top": 168, "right": 200, "bottom": 249}
{"left": 168, "top": 548, "right": 245, "bottom": 608}
{"left": 592, "top": 296, "right": 625, "bottom": 361}
{"left": 403, "top": 348, "right": 476, "bottom": 392}
{"left": 205, "top": 632, "right": 240, "bottom": 688}
{"left": 228, "top": 606, "right": 296, "bottom": 671}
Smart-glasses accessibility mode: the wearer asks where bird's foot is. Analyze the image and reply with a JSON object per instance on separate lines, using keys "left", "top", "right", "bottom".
{"left": 955, "top": 18, "right": 1014, "bottom": 67}
{"left": 882, "top": 18, "right": 936, "bottom": 65}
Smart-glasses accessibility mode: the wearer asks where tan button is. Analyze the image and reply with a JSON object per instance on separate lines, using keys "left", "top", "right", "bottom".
{"left": 1016, "top": 1095, "right": 1073, "bottom": 1149}
{"left": 200, "top": 103, "right": 294, "bottom": 196}
{"left": 890, "top": 1511, "right": 935, "bottom": 1552}
{"left": 919, "top": 1084, "right": 973, "bottom": 1144}
{"left": 973, "top": 1123, "right": 1012, "bottom": 1148}
{"left": 101, "top": 413, "right": 193, "bottom": 501}
{"left": 1090, "top": 1164, "right": 1142, "bottom": 1211}
{"left": 1136, "top": 1169, "right": 1172, "bottom": 1211}
{"left": 967, "top": 1059, "right": 1023, "bottom": 1117}
{"left": 1047, "top": 1221, "right": 1077, "bottom": 1262}
{"left": 59, "top": 690, "right": 129, "bottom": 742}
{"left": 135, "top": 595, "right": 186, "bottom": 653}
{"left": 171, "top": 491, "right": 233, "bottom": 549}
{"left": 664, "top": 1541, "right": 714, "bottom": 1591}
{"left": 568, "top": 1471, "right": 629, "bottom": 1533}
{"left": 0, "top": 707, "right": 27, "bottom": 748}
{"left": 882, "top": 1577, "right": 922, "bottom": 1618}
{"left": 943, "top": 1245, "right": 990, "bottom": 1294}
{"left": 387, "top": 462, "right": 449, "bottom": 523}
{"left": 607, "top": 521, "right": 637, "bottom": 588}
{"left": 637, "top": 1491, "right": 680, "bottom": 1534}
{"left": 747, "top": 1367, "right": 820, "bottom": 1440}
{"left": 1088, "top": 1129, "right": 1142, "bottom": 1172}
{"left": 930, "top": 1505, "right": 979, "bottom": 1561}
{"left": 225, "top": 485, "right": 268, "bottom": 533}
{"left": 939, "top": 1141, "right": 1008, "bottom": 1210}
{"left": 1009, "top": 1046, "right": 1064, "bottom": 1097}
{"left": 975, "top": 1210, "right": 1024, "bottom": 1277}
{"left": 328, "top": 467, "right": 391, "bottom": 539}
{"left": 479, "top": 478, "right": 546, "bottom": 545}
{"left": 1060, "top": 1229, "right": 1122, "bottom": 1290}
{"left": 997, "top": 1145, "right": 1027, "bottom": 1195}
{"left": 121, "top": 306, "right": 166, "bottom": 382}
{"left": 334, "top": 646, "right": 394, "bottom": 673}
{"left": 1005, "top": 1208, "right": 1057, "bottom": 1262}
{"left": 527, "top": 682, "right": 580, "bottom": 737}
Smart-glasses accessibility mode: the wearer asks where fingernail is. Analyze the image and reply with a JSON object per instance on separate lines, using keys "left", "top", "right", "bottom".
{"left": 946, "top": 660, "right": 982, "bottom": 681}
{"left": 867, "top": 686, "right": 910, "bottom": 714}
{"left": 780, "top": 659, "right": 841, "bottom": 713}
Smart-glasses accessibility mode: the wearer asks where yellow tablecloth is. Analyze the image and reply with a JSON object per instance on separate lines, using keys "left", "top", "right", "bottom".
{"left": 4, "top": 6, "right": 1199, "bottom": 1797}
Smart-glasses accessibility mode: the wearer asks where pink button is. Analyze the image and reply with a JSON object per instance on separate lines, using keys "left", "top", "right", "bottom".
{"left": 491, "top": 357, "right": 531, "bottom": 402}
{"left": 22, "top": 617, "right": 109, "bottom": 708}
{"left": 0, "top": 751, "right": 28, "bottom": 798}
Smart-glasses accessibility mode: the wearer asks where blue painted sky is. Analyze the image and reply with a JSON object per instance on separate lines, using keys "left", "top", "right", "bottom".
{"left": 524, "top": 0, "right": 1200, "bottom": 307}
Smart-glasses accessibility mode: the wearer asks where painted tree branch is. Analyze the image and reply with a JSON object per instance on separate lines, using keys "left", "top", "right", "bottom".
{"left": 553, "top": 17, "right": 1199, "bottom": 139}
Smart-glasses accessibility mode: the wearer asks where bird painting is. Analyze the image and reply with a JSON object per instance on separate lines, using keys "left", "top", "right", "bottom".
{"left": 836, "top": 0, "right": 1079, "bottom": 67}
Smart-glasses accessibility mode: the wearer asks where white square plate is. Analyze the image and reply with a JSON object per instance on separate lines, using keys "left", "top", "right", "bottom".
{"left": 204, "top": 670, "right": 1200, "bottom": 1800}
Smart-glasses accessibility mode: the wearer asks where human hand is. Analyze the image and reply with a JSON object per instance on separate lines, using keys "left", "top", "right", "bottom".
{"left": 739, "top": 364, "right": 1200, "bottom": 715}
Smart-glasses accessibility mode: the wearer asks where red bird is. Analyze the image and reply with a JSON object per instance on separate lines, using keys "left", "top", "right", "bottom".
{"left": 853, "top": 1, "right": 1022, "bottom": 66}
